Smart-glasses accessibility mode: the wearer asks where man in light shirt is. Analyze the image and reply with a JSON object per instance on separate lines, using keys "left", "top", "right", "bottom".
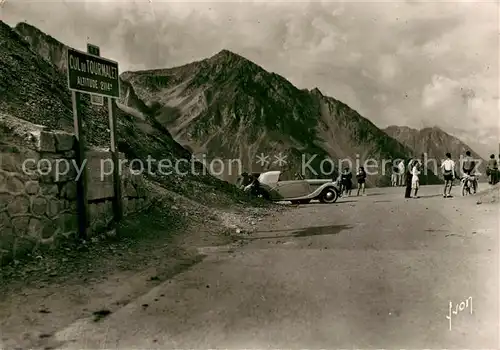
{"left": 411, "top": 160, "right": 421, "bottom": 198}
{"left": 398, "top": 160, "right": 405, "bottom": 186}
{"left": 391, "top": 163, "right": 399, "bottom": 187}
{"left": 441, "top": 152, "right": 456, "bottom": 198}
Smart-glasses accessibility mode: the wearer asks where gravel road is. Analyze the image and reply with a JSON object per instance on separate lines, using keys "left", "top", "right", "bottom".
{"left": 4, "top": 185, "right": 500, "bottom": 349}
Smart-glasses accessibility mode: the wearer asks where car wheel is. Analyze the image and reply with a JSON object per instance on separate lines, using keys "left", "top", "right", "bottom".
{"left": 319, "top": 187, "right": 338, "bottom": 203}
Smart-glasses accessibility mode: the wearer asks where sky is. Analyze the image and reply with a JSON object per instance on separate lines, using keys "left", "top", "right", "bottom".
{"left": 1, "top": 0, "right": 499, "bottom": 158}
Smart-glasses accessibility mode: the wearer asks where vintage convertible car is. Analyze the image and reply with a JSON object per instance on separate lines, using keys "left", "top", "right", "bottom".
{"left": 249, "top": 171, "right": 340, "bottom": 204}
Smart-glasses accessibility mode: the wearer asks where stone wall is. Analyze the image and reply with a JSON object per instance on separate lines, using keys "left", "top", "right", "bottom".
{"left": 0, "top": 114, "right": 150, "bottom": 265}
{"left": 85, "top": 149, "right": 149, "bottom": 233}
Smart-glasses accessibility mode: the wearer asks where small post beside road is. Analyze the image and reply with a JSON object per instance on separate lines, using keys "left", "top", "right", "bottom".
{"left": 108, "top": 96, "right": 123, "bottom": 221}
{"left": 67, "top": 44, "right": 122, "bottom": 238}
{"left": 71, "top": 90, "right": 88, "bottom": 240}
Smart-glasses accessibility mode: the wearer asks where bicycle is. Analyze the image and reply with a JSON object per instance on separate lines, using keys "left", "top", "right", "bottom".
{"left": 461, "top": 174, "right": 476, "bottom": 196}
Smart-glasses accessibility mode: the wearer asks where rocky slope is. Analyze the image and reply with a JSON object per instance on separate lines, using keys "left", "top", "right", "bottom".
{"left": 384, "top": 126, "right": 487, "bottom": 175}
{"left": 1, "top": 20, "right": 260, "bottom": 204}
{"left": 120, "top": 50, "right": 334, "bottom": 182}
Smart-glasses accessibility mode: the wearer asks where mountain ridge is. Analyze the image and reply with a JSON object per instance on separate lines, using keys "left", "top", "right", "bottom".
{"left": 383, "top": 125, "right": 487, "bottom": 174}
{"left": 120, "top": 47, "right": 424, "bottom": 185}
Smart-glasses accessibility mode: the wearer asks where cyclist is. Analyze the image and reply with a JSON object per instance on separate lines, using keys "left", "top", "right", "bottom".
{"left": 461, "top": 150, "right": 477, "bottom": 194}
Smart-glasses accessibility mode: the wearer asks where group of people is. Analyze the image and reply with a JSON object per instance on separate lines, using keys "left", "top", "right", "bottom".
{"left": 338, "top": 150, "right": 494, "bottom": 200}
{"left": 403, "top": 151, "right": 499, "bottom": 199}
{"left": 391, "top": 160, "right": 406, "bottom": 187}
{"left": 402, "top": 152, "right": 470, "bottom": 198}
{"left": 337, "top": 167, "right": 367, "bottom": 197}
{"left": 237, "top": 151, "right": 499, "bottom": 200}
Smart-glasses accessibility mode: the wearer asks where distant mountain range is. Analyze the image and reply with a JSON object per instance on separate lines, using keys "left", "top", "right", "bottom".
{"left": 383, "top": 125, "right": 486, "bottom": 174}
{"left": 7, "top": 21, "right": 489, "bottom": 187}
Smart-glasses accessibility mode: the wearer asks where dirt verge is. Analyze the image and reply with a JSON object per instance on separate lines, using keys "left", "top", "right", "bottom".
{"left": 0, "top": 188, "right": 286, "bottom": 350}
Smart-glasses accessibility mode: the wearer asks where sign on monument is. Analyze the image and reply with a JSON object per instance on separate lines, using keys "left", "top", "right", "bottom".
{"left": 67, "top": 47, "right": 120, "bottom": 98}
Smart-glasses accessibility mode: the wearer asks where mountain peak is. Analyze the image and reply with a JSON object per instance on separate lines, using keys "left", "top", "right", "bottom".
{"left": 209, "top": 49, "right": 248, "bottom": 63}
{"left": 199, "top": 48, "right": 263, "bottom": 78}
{"left": 421, "top": 126, "right": 444, "bottom": 133}
{"left": 15, "top": 21, "right": 44, "bottom": 37}
{"left": 214, "top": 49, "right": 239, "bottom": 57}
{"left": 310, "top": 87, "right": 323, "bottom": 96}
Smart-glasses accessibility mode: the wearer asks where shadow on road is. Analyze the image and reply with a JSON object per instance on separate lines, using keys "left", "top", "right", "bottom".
{"left": 365, "top": 192, "right": 386, "bottom": 196}
{"left": 418, "top": 194, "right": 446, "bottom": 198}
{"left": 247, "top": 224, "right": 352, "bottom": 240}
{"left": 294, "top": 224, "right": 352, "bottom": 237}
{"left": 303, "top": 200, "right": 357, "bottom": 206}
{"left": 424, "top": 229, "right": 451, "bottom": 232}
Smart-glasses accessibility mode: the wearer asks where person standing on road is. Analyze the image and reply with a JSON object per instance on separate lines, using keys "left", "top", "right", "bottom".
{"left": 411, "top": 160, "right": 421, "bottom": 198}
{"left": 441, "top": 153, "right": 456, "bottom": 198}
{"left": 391, "top": 162, "right": 398, "bottom": 187}
{"left": 336, "top": 171, "right": 343, "bottom": 197}
{"left": 462, "top": 151, "right": 476, "bottom": 176}
{"left": 398, "top": 160, "right": 405, "bottom": 186}
{"left": 341, "top": 167, "right": 353, "bottom": 197}
{"left": 486, "top": 154, "right": 498, "bottom": 185}
{"left": 404, "top": 159, "right": 413, "bottom": 198}
{"left": 498, "top": 154, "right": 500, "bottom": 184}
{"left": 356, "top": 166, "right": 367, "bottom": 196}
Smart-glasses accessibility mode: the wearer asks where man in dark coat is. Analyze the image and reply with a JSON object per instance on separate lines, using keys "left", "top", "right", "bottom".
{"left": 405, "top": 159, "right": 413, "bottom": 198}
{"left": 236, "top": 172, "right": 250, "bottom": 189}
